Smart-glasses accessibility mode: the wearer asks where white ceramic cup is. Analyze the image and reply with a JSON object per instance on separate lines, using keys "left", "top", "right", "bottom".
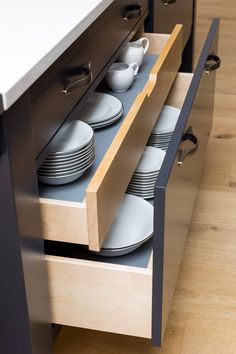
{"left": 118, "top": 37, "right": 150, "bottom": 71}
{"left": 105, "top": 62, "right": 139, "bottom": 92}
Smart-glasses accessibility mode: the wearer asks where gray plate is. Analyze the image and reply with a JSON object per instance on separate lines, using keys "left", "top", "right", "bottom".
{"left": 79, "top": 92, "right": 123, "bottom": 125}
{"left": 38, "top": 159, "right": 95, "bottom": 185}
{"left": 91, "top": 234, "right": 153, "bottom": 257}
{"left": 90, "top": 107, "right": 123, "bottom": 129}
{"left": 48, "top": 121, "right": 94, "bottom": 155}
{"left": 38, "top": 155, "right": 95, "bottom": 176}
{"left": 128, "top": 183, "right": 155, "bottom": 189}
{"left": 101, "top": 194, "right": 153, "bottom": 249}
{"left": 127, "top": 190, "right": 154, "bottom": 198}
{"left": 131, "top": 175, "right": 158, "bottom": 182}
{"left": 133, "top": 171, "right": 159, "bottom": 178}
{"left": 47, "top": 137, "right": 95, "bottom": 158}
{"left": 39, "top": 148, "right": 95, "bottom": 172}
{"left": 127, "top": 186, "right": 154, "bottom": 192}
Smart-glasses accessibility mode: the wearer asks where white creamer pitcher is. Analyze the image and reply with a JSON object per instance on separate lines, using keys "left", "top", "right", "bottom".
{"left": 118, "top": 37, "right": 149, "bottom": 72}
{"left": 105, "top": 62, "right": 139, "bottom": 92}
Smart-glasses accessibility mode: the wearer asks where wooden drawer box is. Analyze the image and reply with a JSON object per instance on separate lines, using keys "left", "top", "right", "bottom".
{"left": 39, "top": 26, "right": 183, "bottom": 251}
{"left": 46, "top": 19, "right": 220, "bottom": 346}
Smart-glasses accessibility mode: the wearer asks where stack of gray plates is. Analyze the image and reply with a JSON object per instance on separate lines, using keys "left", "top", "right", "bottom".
{"left": 79, "top": 92, "right": 123, "bottom": 129}
{"left": 38, "top": 120, "right": 95, "bottom": 185}
{"left": 147, "top": 105, "right": 181, "bottom": 151}
{"left": 78, "top": 92, "right": 123, "bottom": 129}
{"left": 126, "top": 146, "right": 166, "bottom": 199}
{"left": 93, "top": 194, "right": 153, "bottom": 257}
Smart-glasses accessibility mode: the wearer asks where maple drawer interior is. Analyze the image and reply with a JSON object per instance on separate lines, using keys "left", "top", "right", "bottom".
{"left": 39, "top": 27, "right": 182, "bottom": 251}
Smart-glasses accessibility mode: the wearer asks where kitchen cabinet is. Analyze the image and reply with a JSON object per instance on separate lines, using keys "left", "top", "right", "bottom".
{"left": 0, "top": 1, "right": 220, "bottom": 352}
{"left": 44, "top": 20, "right": 219, "bottom": 346}
{"left": 0, "top": 2, "right": 149, "bottom": 353}
{"left": 146, "top": 0, "right": 195, "bottom": 72}
{"left": 31, "top": 0, "right": 148, "bottom": 157}
{"left": 147, "top": 0, "right": 194, "bottom": 48}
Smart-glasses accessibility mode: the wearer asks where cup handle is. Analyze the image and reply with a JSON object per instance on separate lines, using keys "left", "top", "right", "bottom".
{"left": 129, "top": 62, "right": 139, "bottom": 76}
{"left": 139, "top": 37, "right": 149, "bottom": 54}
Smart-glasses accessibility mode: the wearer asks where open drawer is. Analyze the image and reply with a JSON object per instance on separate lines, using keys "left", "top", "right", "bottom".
{"left": 39, "top": 26, "right": 183, "bottom": 251}
{"left": 46, "top": 20, "right": 220, "bottom": 346}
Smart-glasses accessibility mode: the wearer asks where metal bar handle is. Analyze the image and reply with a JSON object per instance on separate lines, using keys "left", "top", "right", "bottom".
{"left": 205, "top": 54, "right": 221, "bottom": 74}
{"left": 123, "top": 4, "right": 142, "bottom": 21}
{"left": 62, "top": 62, "right": 92, "bottom": 95}
{"left": 177, "top": 126, "right": 199, "bottom": 166}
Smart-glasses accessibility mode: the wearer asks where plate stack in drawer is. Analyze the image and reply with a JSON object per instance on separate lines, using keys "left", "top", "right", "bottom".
{"left": 78, "top": 92, "right": 123, "bottom": 129}
{"left": 147, "top": 105, "right": 180, "bottom": 151}
{"left": 38, "top": 121, "right": 95, "bottom": 185}
{"left": 90, "top": 193, "right": 154, "bottom": 257}
{"left": 127, "top": 146, "right": 166, "bottom": 199}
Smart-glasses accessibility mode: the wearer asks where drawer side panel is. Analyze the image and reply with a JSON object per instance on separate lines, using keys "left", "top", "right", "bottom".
{"left": 40, "top": 199, "right": 88, "bottom": 244}
{"left": 47, "top": 256, "right": 152, "bottom": 338}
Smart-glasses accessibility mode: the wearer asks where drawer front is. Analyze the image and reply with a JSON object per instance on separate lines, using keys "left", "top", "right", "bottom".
{"left": 150, "top": 0, "right": 193, "bottom": 49}
{"left": 152, "top": 19, "right": 220, "bottom": 346}
{"left": 31, "top": 0, "right": 148, "bottom": 157}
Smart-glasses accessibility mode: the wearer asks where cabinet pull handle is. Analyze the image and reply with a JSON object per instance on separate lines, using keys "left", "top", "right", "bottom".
{"left": 162, "top": 0, "right": 177, "bottom": 5}
{"left": 205, "top": 54, "right": 221, "bottom": 74}
{"left": 177, "top": 126, "right": 199, "bottom": 166}
{"left": 62, "top": 62, "right": 92, "bottom": 95}
{"left": 123, "top": 4, "right": 142, "bottom": 21}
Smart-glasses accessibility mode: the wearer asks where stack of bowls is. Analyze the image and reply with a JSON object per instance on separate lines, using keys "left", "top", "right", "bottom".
{"left": 147, "top": 105, "right": 181, "bottom": 151}
{"left": 126, "top": 146, "right": 166, "bottom": 199}
{"left": 38, "top": 121, "right": 95, "bottom": 185}
{"left": 92, "top": 194, "right": 153, "bottom": 257}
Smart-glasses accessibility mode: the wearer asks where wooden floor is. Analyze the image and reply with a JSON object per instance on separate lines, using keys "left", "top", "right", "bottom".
{"left": 54, "top": 1, "right": 236, "bottom": 353}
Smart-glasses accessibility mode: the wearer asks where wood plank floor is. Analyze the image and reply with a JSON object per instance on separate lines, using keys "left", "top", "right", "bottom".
{"left": 54, "top": 1, "right": 236, "bottom": 353}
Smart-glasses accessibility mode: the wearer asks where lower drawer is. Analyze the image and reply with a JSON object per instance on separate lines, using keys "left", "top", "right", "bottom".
{"left": 46, "top": 19, "right": 220, "bottom": 346}
{"left": 47, "top": 246, "right": 153, "bottom": 338}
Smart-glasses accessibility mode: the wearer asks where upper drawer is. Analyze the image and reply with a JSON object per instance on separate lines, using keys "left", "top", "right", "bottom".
{"left": 31, "top": 0, "right": 148, "bottom": 157}
{"left": 39, "top": 26, "right": 183, "bottom": 251}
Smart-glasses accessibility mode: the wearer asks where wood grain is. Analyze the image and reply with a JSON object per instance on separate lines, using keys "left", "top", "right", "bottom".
{"left": 165, "top": 72, "right": 192, "bottom": 109}
{"left": 47, "top": 255, "right": 152, "bottom": 338}
{"left": 40, "top": 198, "right": 88, "bottom": 244}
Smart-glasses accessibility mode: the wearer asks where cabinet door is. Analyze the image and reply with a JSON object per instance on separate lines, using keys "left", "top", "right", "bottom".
{"left": 152, "top": 19, "right": 220, "bottom": 346}
{"left": 150, "top": 0, "right": 194, "bottom": 49}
